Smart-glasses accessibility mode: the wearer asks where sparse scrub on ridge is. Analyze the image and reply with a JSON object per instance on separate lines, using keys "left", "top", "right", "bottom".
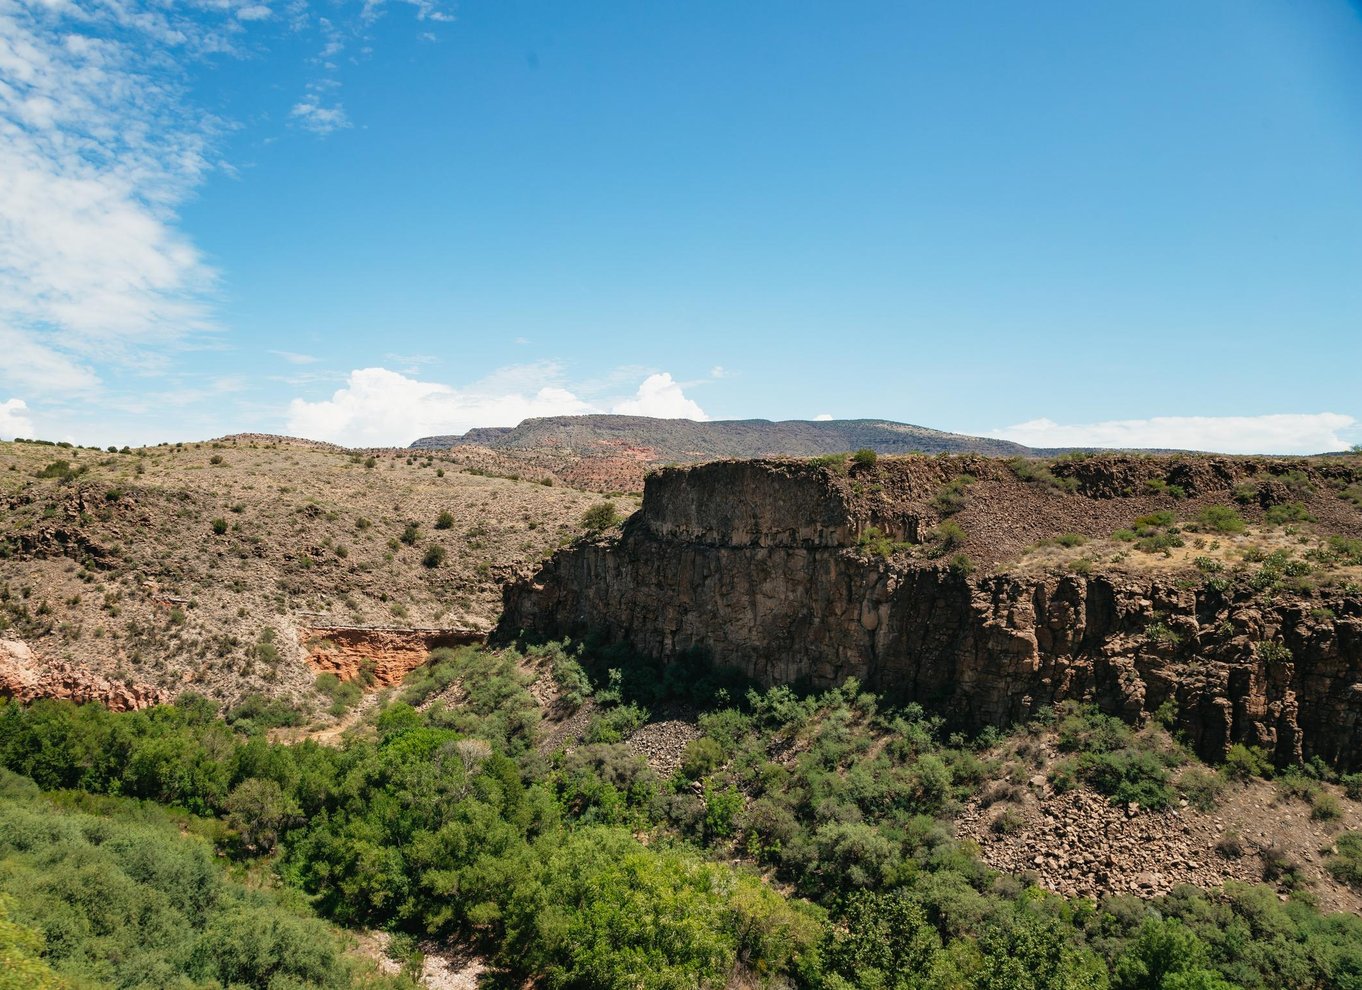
{"left": 931, "top": 474, "right": 974, "bottom": 517}
{"left": 857, "top": 526, "right": 910, "bottom": 559}
{"left": 1144, "top": 478, "right": 1187, "bottom": 499}
{"left": 929, "top": 519, "right": 967, "bottom": 553}
{"left": 1005, "top": 457, "right": 1078, "bottom": 492}
{"left": 581, "top": 500, "right": 622, "bottom": 532}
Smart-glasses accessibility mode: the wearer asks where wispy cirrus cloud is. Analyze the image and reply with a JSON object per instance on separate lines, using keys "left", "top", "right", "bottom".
{"left": 0, "top": 0, "right": 451, "bottom": 437}
{"left": 0, "top": 0, "right": 232, "bottom": 396}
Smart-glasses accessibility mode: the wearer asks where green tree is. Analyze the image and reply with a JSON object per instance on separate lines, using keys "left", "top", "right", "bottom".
{"left": 226, "top": 777, "right": 302, "bottom": 853}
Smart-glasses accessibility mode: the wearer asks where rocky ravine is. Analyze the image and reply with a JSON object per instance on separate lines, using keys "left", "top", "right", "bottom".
{"left": 501, "top": 457, "right": 1362, "bottom": 769}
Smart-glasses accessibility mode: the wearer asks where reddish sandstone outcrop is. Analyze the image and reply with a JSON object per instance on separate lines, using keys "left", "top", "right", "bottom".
{"left": 301, "top": 626, "right": 486, "bottom": 686}
{"left": 0, "top": 638, "right": 168, "bottom": 711}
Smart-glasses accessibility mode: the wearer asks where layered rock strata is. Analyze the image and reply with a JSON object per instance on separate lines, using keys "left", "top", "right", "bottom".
{"left": 501, "top": 460, "right": 1362, "bottom": 769}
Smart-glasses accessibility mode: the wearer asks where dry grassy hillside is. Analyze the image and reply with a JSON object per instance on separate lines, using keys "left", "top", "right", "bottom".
{"left": 0, "top": 436, "right": 635, "bottom": 711}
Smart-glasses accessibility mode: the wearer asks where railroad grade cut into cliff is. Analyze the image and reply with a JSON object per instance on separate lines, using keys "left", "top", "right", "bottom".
{"left": 500, "top": 454, "right": 1362, "bottom": 769}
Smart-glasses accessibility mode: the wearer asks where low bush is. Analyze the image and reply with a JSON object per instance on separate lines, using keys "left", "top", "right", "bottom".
{"left": 1266, "top": 501, "right": 1313, "bottom": 525}
{"left": 1197, "top": 505, "right": 1246, "bottom": 534}
{"left": 1179, "top": 766, "right": 1226, "bottom": 811}
{"left": 1006, "top": 458, "right": 1078, "bottom": 492}
{"left": 1327, "top": 831, "right": 1362, "bottom": 888}
{"left": 1222, "top": 743, "right": 1273, "bottom": 781}
{"left": 931, "top": 475, "right": 975, "bottom": 517}
{"left": 582, "top": 501, "right": 622, "bottom": 532}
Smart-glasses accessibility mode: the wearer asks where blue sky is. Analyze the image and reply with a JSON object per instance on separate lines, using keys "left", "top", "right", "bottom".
{"left": 1, "top": 0, "right": 1360, "bottom": 451}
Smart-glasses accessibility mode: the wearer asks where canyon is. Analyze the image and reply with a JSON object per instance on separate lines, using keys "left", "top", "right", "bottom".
{"left": 501, "top": 455, "right": 1362, "bottom": 768}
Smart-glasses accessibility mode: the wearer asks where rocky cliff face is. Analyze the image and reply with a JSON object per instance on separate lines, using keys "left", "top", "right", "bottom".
{"left": 501, "top": 459, "right": 1362, "bottom": 769}
{"left": 1, "top": 638, "right": 168, "bottom": 711}
{"left": 301, "top": 626, "right": 486, "bottom": 686}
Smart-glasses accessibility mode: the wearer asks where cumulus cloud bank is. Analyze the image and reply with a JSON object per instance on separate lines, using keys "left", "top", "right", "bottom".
{"left": 0, "top": 398, "right": 33, "bottom": 439}
{"left": 286, "top": 365, "right": 708, "bottom": 447}
{"left": 611, "top": 373, "right": 708, "bottom": 420}
{"left": 996, "top": 413, "right": 1358, "bottom": 455}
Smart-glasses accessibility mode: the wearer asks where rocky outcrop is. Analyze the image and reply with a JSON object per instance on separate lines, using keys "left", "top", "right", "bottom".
{"left": 500, "top": 460, "right": 1362, "bottom": 769}
{"left": 0, "top": 638, "right": 168, "bottom": 711}
{"left": 301, "top": 626, "right": 486, "bottom": 686}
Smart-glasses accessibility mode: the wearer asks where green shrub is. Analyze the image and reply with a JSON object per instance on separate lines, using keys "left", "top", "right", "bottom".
{"left": 851, "top": 448, "right": 878, "bottom": 467}
{"left": 422, "top": 544, "right": 446, "bottom": 568}
{"left": 1312, "top": 792, "right": 1343, "bottom": 821}
{"left": 1255, "top": 640, "right": 1292, "bottom": 664}
{"left": 681, "top": 737, "right": 725, "bottom": 780}
{"left": 931, "top": 520, "right": 967, "bottom": 551}
{"left": 1327, "top": 831, "right": 1362, "bottom": 888}
{"left": 1342, "top": 773, "right": 1362, "bottom": 800}
{"left": 1222, "top": 743, "right": 1272, "bottom": 781}
{"left": 1077, "top": 749, "right": 1175, "bottom": 809}
{"left": 1134, "top": 511, "right": 1177, "bottom": 528}
{"left": 857, "top": 526, "right": 897, "bottom": 559}
{"left": 435, "top": 510, "right": 455, "bottom": 529}
{"left": 1178, "top": 767, "right": 1226, "bottom": 811}
{"left": 1136, "top": 531, "right": 1184, "bottom": 555}
{"left": 210, "top": 517, "right": 228, "bottom": 535}
{"left": 1266, "top": 501, "right": 1313, "bottom": 525}
{"left": 549, "top": 651, "right": 593, "bottom": 709}
{"left": 932, "top": 475, "right": 974, "bottom": 517}
{"left": 399, "top": 522, "right": 419, "bottom": 545}
{"left": 1197, "top": 505, "right": 1245, "bottom": 534}
{"left": 315, "top": 672, "right": 362, "bottom": 716}
{"left": 1144, "top": 479, "right": 1187, "bottom": 499}
{"left": 1055, "top": 532, "right": 1087, "bottom": 547}
{"left": 1005, "top": 458, "right": 1078, "bottom": 491}
{"left": 582, "top": 501, "right": 622, "bottom": 532}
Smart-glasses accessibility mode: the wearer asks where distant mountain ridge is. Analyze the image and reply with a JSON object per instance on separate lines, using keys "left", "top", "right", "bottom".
{"left": 410, "top": 414, "right": 1039, "bottom": 459}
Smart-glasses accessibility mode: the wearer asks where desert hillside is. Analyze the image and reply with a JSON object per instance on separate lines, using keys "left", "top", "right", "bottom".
{"left": 0, "top": 435, "right": 633, "bottom": 711}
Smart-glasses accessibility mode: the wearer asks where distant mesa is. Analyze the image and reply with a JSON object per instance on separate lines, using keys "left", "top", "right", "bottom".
{"left": 410, "top": 414, "right": 1039, "bottom": 460}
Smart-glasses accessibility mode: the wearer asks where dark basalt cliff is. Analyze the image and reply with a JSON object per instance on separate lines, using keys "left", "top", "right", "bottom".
{"left": 501, "top": 458, "right": 1362, "bottom": 769}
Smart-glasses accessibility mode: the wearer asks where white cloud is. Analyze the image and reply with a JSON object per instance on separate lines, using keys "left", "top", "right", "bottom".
{"left": 237, "top": 5, "right": 272, "bottom": 21}
{"left": 285, "top": 365, "right": 594, "bottom": 447}
{"left": 291, "top": 94, "right": 351, "bottom": 134}
{"left": 0, "top": 0, "right": 225, "bottom": 396}
{"left": 270, "top": 349, "right": 320, "bottom": 365}
{"left": 0, "top": 398, "right": 34, "bottom": 439}
{"left": 285, "top": 365, "right": 710, "bottom": 446}
{"left": 814, "top": 413, "right": 833, "bottom": 422}
{"left": 611, "top": 373, "right": 708, "bottom": 421}
{"left": 995, "top": 413, "right": 1359, "bottom": 455}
